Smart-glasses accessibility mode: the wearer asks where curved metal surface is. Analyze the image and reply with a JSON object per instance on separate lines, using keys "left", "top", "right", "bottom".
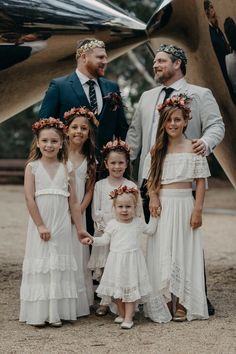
{"left": 0, "top": 0, "right": 236, "bottom": 187}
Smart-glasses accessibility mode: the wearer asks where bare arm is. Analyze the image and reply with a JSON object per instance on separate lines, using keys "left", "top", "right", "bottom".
{"left": 69, "top": 171, "right": 91, "bottom": 240}
{"left": 80, "top": 181, "right": 94, "bottom": 214}
{"left": 24, "top": 164, "right": 50, "bottom": 241}
{"left": 190, "top": 178, "right": 205, "bottom": 229}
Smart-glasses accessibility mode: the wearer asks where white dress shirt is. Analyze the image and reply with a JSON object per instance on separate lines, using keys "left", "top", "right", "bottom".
{"left": 76, "top": 69, "right": 103, "bottom": 114}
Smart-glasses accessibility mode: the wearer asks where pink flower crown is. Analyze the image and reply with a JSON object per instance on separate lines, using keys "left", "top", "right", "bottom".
{"left": 102, "top": 138, "right": 130, "bottom": 154}
{"left": 157, "top": 94, "right": 192, "bottom": 119}
{"left": 32, "top": 117, "right": 66, "bottom": 133}
{"left": 64, "top": 107, "right": 99, "bottom": 127}
{"left": 109, "top": 185, "right": 139, "bottom": 199}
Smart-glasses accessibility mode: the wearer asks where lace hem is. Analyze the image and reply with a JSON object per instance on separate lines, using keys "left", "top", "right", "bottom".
{"left": 97, "top": 283, "right": 152, "bottom": 303}
{"left": 160, "top": 262, "right": 209, "bottom": 320}
{"left": 22, "top": 255, "right": 77, "bottom": 274}
{"left": 144, "top": 294, "right": 172, "bottom": 323}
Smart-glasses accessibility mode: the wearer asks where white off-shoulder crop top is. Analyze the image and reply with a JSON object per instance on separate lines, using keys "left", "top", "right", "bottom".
{"left": 142, "top": 152, "right": 211, "bottom": 184}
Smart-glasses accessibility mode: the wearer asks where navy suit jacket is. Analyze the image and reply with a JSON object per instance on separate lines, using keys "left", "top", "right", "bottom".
{"left": 39, "top": 72, "right": 128, "bottom": 154}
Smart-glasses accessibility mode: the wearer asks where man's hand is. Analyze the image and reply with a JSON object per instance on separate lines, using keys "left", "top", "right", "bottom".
{"left": 192, "top": 139, "right": 206, "bottom": 156}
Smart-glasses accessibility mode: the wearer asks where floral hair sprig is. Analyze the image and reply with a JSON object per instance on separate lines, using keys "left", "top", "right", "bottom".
{"left": 109, "top": 185, "right": 139, "bottom": 199}
{"left": 157, "top": 94, "right": 192, "bottom": 119}
{"left": 76, "top": 39, "right": 105, "bottom": 58}
{"left": 64, "top": 106, "right": 99, "bottom": 127}
{"left": 102, "top": 138, "right": 130, "bottom": 154}
{"left": 32, "top": 117, "right": 66, "bottom": 133}
{"left": 104, "top": 92, "right": 123, "bottom": 112}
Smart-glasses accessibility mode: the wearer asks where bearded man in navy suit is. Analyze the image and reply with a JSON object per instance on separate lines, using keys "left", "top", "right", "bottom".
{"left": 39, "top": 38, "right": 128, "bottom": 158}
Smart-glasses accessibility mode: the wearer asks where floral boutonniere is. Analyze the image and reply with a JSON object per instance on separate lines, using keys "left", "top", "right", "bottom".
{"left": 103, "top": 92, "right": 123, "bottom": 111}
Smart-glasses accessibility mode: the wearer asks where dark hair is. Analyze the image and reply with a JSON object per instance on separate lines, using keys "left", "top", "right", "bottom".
{"left": 27, "top": 126, "right": 68, "bottom": 163}
{"left": 67, "top": 115, "right": 96, "bottom": 190}
{"left": 169, "top": 53, "right": 186, "bottom": 76}
{"left": 147, "top": 106, "right": 189, "bottom": 193}
{"left": 224, "top": 17, "right": 236, "bottom": 51}
{"left": 99, "top": 147, "right": 132, "bottom": 180}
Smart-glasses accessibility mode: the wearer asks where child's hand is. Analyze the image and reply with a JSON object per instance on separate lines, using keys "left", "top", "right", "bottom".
{"left": 77, "top": 229, "right": 92, "bottom": 241}
{"left": 149, "top": 194, "right": 161, "bottom": 217}
{"left": 80, "top": 237, "right": 93, "bottom": 245}
{"left": 37, "top": 224, "right": 51, "bottom": 241}
{"left": 190, "top": 208, "right": 202, "bottom": 229}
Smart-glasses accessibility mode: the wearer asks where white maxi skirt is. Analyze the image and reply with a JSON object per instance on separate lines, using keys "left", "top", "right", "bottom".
{"left": 145, "top": 189, "right": 209, "bottom": 322}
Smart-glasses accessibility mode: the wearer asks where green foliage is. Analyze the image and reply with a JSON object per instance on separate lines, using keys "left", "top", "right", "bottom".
{"left": 0, "top": 105, "right": 38, "bottom": 158}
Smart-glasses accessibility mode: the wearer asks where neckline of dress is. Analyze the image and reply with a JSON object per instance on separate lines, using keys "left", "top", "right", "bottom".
{"left": 39, "top": 160, "right": 61, "bottom": 181}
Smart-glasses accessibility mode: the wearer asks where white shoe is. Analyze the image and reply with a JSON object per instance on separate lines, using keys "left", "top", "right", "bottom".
{"left": 114, "top": 316, "right": 124, "bottom": 324}
{"left": 121, "top": 321, "right": 134, "bottom": 329}
{"left": 50, "top": 321, "right": 62, "bottom": 327}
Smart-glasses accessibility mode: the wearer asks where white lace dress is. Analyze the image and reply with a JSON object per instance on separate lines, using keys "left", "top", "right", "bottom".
{"left": 94, "top": 217, "right": 160, "bottom": 305}
{"left": 20, "top": 160, "right": 84, "bottom": 325}
{"left": 87, "top": 177, "right": 138, "bottom": 280}
{"left": 144, "top": 153, "right": 211, "bottom": 321}
{"left": 71, "top": 158, "right": 94, "bottom": 308}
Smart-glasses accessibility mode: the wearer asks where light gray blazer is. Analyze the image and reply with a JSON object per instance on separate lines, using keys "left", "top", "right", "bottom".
{"left": 126, "top": 79, "right": 225, "bottom": 186}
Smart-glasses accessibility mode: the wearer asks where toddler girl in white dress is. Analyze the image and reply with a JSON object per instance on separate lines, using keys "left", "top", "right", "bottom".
{"left": 83, "top": 185, "right": 161, "bottom": 329}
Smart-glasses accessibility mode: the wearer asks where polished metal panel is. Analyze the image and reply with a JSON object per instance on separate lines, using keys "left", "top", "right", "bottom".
{"left": 0, "top": 0, "right": 236, "bottom": 186}
{"left": 0, "top": 0, "right": 146, "bottom": 122}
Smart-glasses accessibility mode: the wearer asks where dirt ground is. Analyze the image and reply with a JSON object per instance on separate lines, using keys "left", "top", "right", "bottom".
{"left": 0, "top": 179, "right": 236, "bottom": 354}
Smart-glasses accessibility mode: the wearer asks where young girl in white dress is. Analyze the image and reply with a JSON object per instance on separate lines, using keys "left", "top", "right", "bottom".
{"left": 64, "top": 107, "right": 98, "bottom": 308}
{"left": 87, "top": 139, "right": 138, "bottom": 316}
{"left": 144, "top": 94, "right": 210, "bottom": 322}
{"left": 20, "top": 118, "right": 90, "bottom": 327}
{"left": 83, "top": 186, "right": 158, "bottom": 329}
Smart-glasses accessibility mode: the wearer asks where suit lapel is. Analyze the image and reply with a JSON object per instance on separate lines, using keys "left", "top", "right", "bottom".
{"left": 97, "top": 78, "right": 114, "bottom": 119}
{"left": 146, "top": 87, "right": 162, "bottom": 131}
{"left": 69, "top": 72, "right": 91, "bottom": 108}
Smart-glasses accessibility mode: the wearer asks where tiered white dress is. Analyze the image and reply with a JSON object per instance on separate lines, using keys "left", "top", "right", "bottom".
{"left": 71, "top": 158, "right": 93, "bottom": 307}
{"left": 20, "top": 160, "right": 87, "bottom": 325}
{"left": 94, "top": 217, "right": 163, "bottom": 306}
{"left": 144, "top": 153, "right": 211, "bottom": 322}
{"left": 87, "top": 178, "right": 138, "bottom": 280}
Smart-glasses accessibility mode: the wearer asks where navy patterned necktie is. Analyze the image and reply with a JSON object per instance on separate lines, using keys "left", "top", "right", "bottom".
{"left": 87, "top": 80, "right": 98, "bottom": 114}
{"left": 163, "top": 87, "right": 174, "bottom": 101}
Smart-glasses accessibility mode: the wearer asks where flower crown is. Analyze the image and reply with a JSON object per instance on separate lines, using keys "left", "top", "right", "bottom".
{"left": 102, "top": 138, "right": 130, "bottom": 155}
{"left": 157, "top": 94, "right": 192, "bottom": 118}
{"left": 64, "top": 107, "right": 99, "bottom": 127}
{"left": 76, "top": 40, "right": 105, "bottom": 57}
{"left": 109, "top": 185, "right": 139, "bottom": 199}
{"left": 32, "top": 117, "right": 66, "bottom": 133}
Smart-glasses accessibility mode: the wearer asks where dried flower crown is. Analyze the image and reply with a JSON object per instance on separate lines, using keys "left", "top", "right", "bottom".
{"left": 157, "top": 44, "right": 187, "bottom": 65}
{"left": 76, "top": 40, "right": 105, "bottom": 57}
{"left": 157, "top": 94, "right": 192, "bottom": 119}
{"left": 109, "top": 185, "right": 139, "bottom": 199}
{"left": 64, "top": 106, "right": 99, "bottom": 127}
{"left": 32, "top": 117, "right": 66, "bottom": 133}
{"left": 102, "top": 138, "right": 130, "bottom": 154}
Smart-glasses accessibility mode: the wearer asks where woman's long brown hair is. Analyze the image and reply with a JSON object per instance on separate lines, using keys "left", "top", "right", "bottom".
{"left": 147, "top": 106, "right": 188, "bottom": 193}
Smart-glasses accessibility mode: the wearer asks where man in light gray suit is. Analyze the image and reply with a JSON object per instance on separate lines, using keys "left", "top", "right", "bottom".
{"left": 126, "top": 44, "right": 225, "bottom": 316}
{"left": 127, "top": 44, "right": 225, "bottom": 186}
